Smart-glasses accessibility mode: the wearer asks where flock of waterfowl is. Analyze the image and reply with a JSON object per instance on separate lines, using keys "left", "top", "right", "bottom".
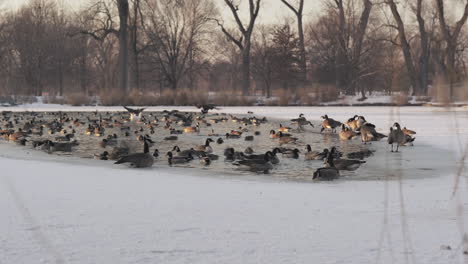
{"left": 0, "top": 106, "right": 417, "bottom": 180}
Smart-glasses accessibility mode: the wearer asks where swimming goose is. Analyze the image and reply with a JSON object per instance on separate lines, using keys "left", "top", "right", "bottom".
{"left": 320, "top": 115, "right": 342, "bottom": 133}
{"left": 332, "top": 153, "right": 366, "bottom": 171}
{"left": 388, "top": 122, "right": 406, "bottom": 152}
{"left": 195, "top": 138, "right": 214, "bottom": 153}
{"left": 304, "top": 145, "right": 328, "bottom": 160}
{"left": 114, "top": 137, "right": 154, "bottom": 168}
{"left": 166, "top": 151, "right": 194, "bottom": 165}
{"left": 233, "top": 151, "right": 274, "bottom": 173}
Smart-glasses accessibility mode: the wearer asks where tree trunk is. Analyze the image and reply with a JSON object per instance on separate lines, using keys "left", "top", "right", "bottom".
{"left": 416, "top": 0, "right": 429, "bottom": 95}
{"left": 387, "top": 0, "right": 422, "bottom": 93}
{"left": 118, "top": 0, "right": 129, "bottom": 92}
{"left": 241, "top": 46, "right": 251, "bottom": 96}
{"left": 131, "top": 0, "right": 140, "bottom": 91}
{"left": 297, "top": 14, "right": 307, "bottom": 82}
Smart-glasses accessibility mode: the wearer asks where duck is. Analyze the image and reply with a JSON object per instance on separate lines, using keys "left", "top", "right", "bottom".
{"left": 216, "top": 137, "right": 224, "bottom": 144}
{"left": 313, "top": 151, "right": 340, "bottom": 181}
{"left": 152, "top": 149, "right": 159, "bottom": 158}
{"left": 114, "top": 137, "right": 154, "bottom": 168}
{"left": 320, "top": 115, "right": 342, "bottom": 133}
{"left": 304, "top": 145, "right": 328, "bottom": 160}
{"left": 339, "top": 124, "right": 359, "bottom": 140}
{"left": 55, "top": 134, "right": 73, "bottom": 142}
{"left": 194, "top": 138, "right": 214, "bottom": 153}
{"left": 388, "top": 122, "right": 406, "bottom": 152}
{"left": 332, "top": 158, "right": 366, "bottom": 171}
{"left": 166, "top": 151, "right": 194, "bottom": 165}
{"left": 164, "top": 136, "right": 178, "bottom": 141}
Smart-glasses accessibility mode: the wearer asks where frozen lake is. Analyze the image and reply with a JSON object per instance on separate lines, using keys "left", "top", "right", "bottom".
{"left": 1, "top": 105, "right": 467, "bottom": 264}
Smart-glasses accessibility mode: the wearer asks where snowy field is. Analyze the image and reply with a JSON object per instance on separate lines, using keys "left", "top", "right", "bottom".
{"left": 1, "top": 105, "right": 468, "bottom": 264}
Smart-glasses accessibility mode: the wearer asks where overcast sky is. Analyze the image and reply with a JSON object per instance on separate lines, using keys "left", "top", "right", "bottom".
{"left": 0, "top": 0, "right": 463, "bottom": 26}
{"left": 0, "top": 0, "right": 322, "bottom": 25}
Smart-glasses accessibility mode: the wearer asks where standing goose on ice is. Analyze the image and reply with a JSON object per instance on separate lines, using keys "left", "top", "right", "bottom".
{"left": 388, "top": 122, "right": 406, "bottom": 152}
{"left": 359, "top": 122, "right": 387, "bottom": 144}
{"left": 114, "top": 136, "right": 154, "bottom": 168}
{"left": 321, "top": 115, "right": 342, "bottom": 133}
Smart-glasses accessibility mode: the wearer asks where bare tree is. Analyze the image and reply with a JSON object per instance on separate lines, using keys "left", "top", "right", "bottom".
{"left": 144, "top": 0, "right": 216, "bottom": 90}
{"left": 252, "top": 25, "right": 274, "bottom": 97}
{"left": 434, "top": 0, "right": 468, "bottom": 99}
{"left": 280, "top": 0, "right": 306, "bottom": 82}
{"left": 216, "top": 0, "right": 261, "bottom": 95}
{"left": 117, "top": 0, "right": 129, "bottom": 92}
{"left": 386, "top": 0, "right": 421, "bottom": 94}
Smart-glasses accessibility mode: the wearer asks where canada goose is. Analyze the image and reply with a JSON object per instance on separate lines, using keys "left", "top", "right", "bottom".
{"left": 313, "top": 150, "right": 339, "bottom": 180}
{"left": 359, "top": 123, "right": 387, "bottom": 144}
{"left": 233, "top": 151, "right": 274, "bottom": 173}
{"left": 388, "top": 122, "right": 406, "bottom": 152}
{"left": 109, "top": 146, "right": 130, "bottom": 160}
{"left": 166, "top": 151, "right": 194, "bottom": 165}
{"left": 304, "top": 145, "right": 328, "bottom": 160}
{"left": 195, "top": 138, "right": 214, "bottom": 153}
{"left": 114, "top": 137, "right": 154, "bottom": 168}
{"left": 346, "top": 150, "right": 374, "bottom": 160}
{"left": 345, "top": 115, "right": 360, "bottom": 131}
{"left": 320, "top": 115, "right": 342, "bottom": 133}
{"left": 196, "top": 104, "right": 219, "bottom": 114}
{"left": 124, "top": 106, "right": 145, "bottom": 121}
{"left": 402, "top": 127, "right": 416, "bottom": 136}
{"left": 339, "top": 124, "right": 359, "bottom": 140}
{"left": 282, "top": 148, "right": 300, "bottom": 159}
{"left": 224, "top": 147, "right": 240, "bottom": 161}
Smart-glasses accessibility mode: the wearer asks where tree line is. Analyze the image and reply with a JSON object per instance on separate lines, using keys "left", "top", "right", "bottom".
{"left": 0, "top": 0, "right": 467, "bottom": 103}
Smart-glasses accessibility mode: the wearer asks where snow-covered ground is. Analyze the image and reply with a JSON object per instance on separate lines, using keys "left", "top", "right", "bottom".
{"left": 1, "top": 105, "right": 468, "bottom": 264}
